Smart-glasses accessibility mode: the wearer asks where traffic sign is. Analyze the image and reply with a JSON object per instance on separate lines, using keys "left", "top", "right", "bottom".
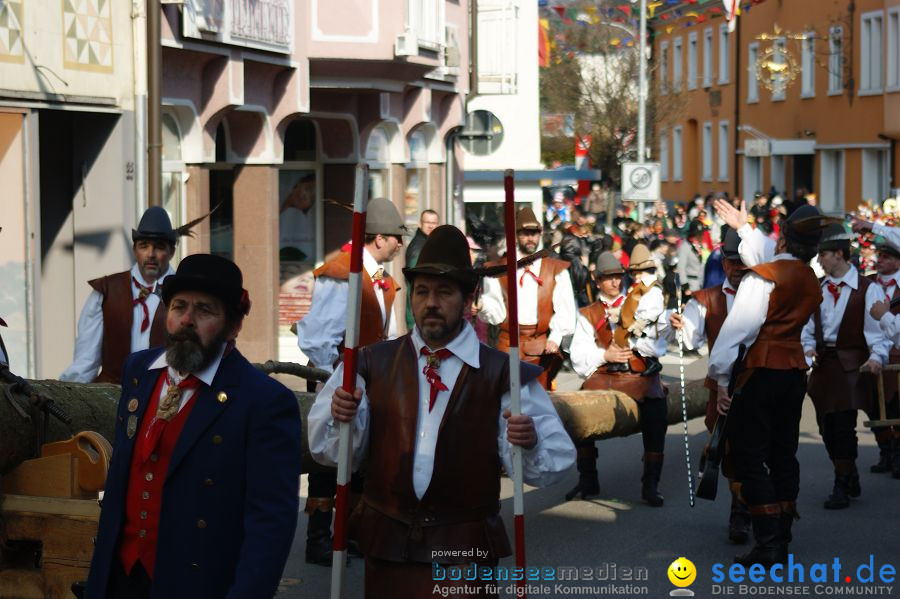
{"left": 621, "top": 162, "right": 661, "bottom": 202}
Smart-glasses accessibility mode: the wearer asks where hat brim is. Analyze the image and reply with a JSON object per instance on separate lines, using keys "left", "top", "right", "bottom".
{"left": 132, "top": 229, "right": 177, "bottom": 245}
{"left": 877, "top": 244, "right": 900, "bottom": 258}
{"left": 627, "top": 260, "right": 656, "bottom": 271}
{"left": 403, "top": 264, "right": 478, "bottom": 289}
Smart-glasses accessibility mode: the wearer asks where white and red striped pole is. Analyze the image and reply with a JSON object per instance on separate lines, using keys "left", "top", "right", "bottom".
{"left": 330, "top": 164, "right": 368, "bottom": 598}
{"left": 503, "top": 169, "right": 528, "bottom": 598}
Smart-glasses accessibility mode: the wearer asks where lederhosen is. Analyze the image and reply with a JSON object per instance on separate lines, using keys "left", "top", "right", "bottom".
{"left": 89, "top": 271, "right": 167, "bottom": 384}
{"left": 728, "top": 260, "right": 821, "bottom": 506}
{"left": 349, "top": 335, "right": 541, "bottom": 599}
{"left": 808, "top": 274, "right": 876, "bottom": 461}
{"left": 493, "top": 256, "right": 570, "bottom": 389}
{"left": 306, "top": 252, "right": 399, "bottom": 519}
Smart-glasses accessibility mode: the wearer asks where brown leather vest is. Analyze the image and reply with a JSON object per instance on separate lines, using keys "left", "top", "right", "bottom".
{"left": 493, "top": 256, "right": 570, "bottom": 338}
{"left": 349, "top": 334, "right": 541, "bottom": 564}
{"left": 313, "top": 251, "right": 398, "bottom": 347}
{"left": 88, "top": 271, "right": 167, "bottom": 384}
{"left": 813, "top": 274, "right": 870, "bottom": 371}
{"left": 613, "top": 278, "right": 660, "bottom": 348}
{"left": 742, "top": 260, "right": 822, "bottom": 375}
{"left": 577, "top": 301, "right": 666, "bottom": 400}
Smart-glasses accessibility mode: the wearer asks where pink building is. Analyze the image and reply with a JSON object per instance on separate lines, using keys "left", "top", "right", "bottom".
{"left": 160, "top": 0, "right": 469, "bottom": 362}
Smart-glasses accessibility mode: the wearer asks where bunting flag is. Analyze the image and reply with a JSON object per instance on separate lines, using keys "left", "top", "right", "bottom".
{"left": 648, "top": 2, "right": 664, "bottom": 17}
{"left": 538, "top": 18, "right": 551, "bottom": 67}
{"left": 617, "top": 4, "right": 632, "bottom": 17}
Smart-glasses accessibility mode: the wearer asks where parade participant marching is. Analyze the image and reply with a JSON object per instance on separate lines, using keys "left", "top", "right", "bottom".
{"left": 568, "top": 249, "right": 669, "bottom": 506}
{"left": 85, "top": 254, "right": 302, "bottom": 599}
{"left": 868, "top": 243, "right": 900, "bottom": 477}
{"left": 708, "top": 205, "right": 827, "bottom": 567}
{"left": 295, "top": 196, "right": 406, "bottom": 566}
{"left": 60, "top": 206, "right": 207, "bottom": 384}
{"left": 478, "top": 206, "right": 577, "bottom": 389}
{"left": 307, "top": 225, "right": 575, "bottom": 598}
{"left": 802, "top": 225, "right": 891, "bottom": 510}
{"left": 669, "top": 227, "right": 752, "bottom": 541}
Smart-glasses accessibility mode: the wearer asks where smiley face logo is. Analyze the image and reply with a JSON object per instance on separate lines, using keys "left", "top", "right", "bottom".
{"left": 668, "top": 557, "right": 696, "bottom": 588}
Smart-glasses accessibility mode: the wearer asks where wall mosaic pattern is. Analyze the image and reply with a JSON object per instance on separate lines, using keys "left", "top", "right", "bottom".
{"left": 63, "top": 0, "right": 113, "bottom": 72}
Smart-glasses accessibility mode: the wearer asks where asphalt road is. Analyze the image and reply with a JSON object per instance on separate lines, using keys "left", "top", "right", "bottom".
{"left": 277, "top": 352, "right": 900, "bottom": 598}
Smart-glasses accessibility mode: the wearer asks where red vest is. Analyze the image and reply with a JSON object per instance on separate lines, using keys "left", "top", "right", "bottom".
{"left": 119, "top": 370, "right": 199, "bottom": 577}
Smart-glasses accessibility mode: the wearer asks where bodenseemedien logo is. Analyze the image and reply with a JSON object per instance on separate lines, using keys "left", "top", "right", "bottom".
{"left": 668, "top": 557, "right": 697, "bottom": 597}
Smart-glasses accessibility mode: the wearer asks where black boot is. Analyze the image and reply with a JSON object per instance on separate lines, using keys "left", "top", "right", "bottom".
{"left": 824, "top": 461, "right": 856, "bottom": 509}
{"left": 305, "top": 502, "right": 335, "bottom": 566}
{"left": 871, "top": 433, "right": 894, "bottom": 473}
{"left": 641, "top": 452, "right": 664, "bottom": 507}
{"left": 640, "top": 357, "right": 663, "bottom": 377}
{"left": 734, "top": 505, "right": 783, "bottom": 567}
{"left": 777, "top": 501, "right": 799, "bottom": 564}
{"left": 728, "top": 485, "right": 751, "bottom": 545}
{"left": 565, "top": 445, "right": 600, "bottom": 501}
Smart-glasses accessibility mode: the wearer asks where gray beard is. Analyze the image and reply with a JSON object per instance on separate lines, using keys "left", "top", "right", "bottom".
{"left": 165, "top": 328, "right": 225, "bottom": 374}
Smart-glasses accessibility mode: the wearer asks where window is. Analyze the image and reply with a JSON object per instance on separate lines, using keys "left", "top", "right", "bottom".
{"left": 862, "top": 149, "right": 888, "bottom": 202}
{"left": 702, "top": 122, "right": 713, "bottom": 182}
{"left": 477, "top": 1, "right": 518, "bottom": 94}
{"left": 673, "top": 37, "right": 683, "bottom": 90}
{"left": 747, "top": 42, "right": 759, "bottom": 102}
{"left": 459, "top": 110, "right": 504, "bottom": 155}
{"left": 770, "top": 155, "right": 785, "bottom": 195}
{"left": 660, "top": 131, "right": 669, "bottom": 181}
{"left": 860, "top": 11, "right": 884, "bottom": 94}
{"left": 405, "top": 130, "right": 430, "bottom": 228}
{"left": 366, "top": 124, "right": 394, "bottom": 203}
{"left": 718, "top": 121, "right": 729, "bottom": 181}
{"left": 688, "top": 32, "right": 698, "bottom": 90}
{"left": 409, "top": 0, "right": 445, "bottom": 48}
{"left": 673, "top": 127, "right": 683, "bottom": 182}
{"left": 819, "top": 150, "right": 845, "bottom": 214}
{"left": 703, "top": 28, "right": 713, "bottom": 88}
{"left": 829, "top": 26, "right": 844, "bottom": 95}
{"left": 772, "top": 38, "right": 787, "bottom": 101}
{"left": 718, "top": 24, "right": 730, "bottom": 83}
{"left": 801, "top": 33, "right": 815, "bottom": 98}
{"left": 660, "top": 41, "right": 669, "bottom": 94}
{"left": 888, "top": 7, "right": 900, "bottom": 89}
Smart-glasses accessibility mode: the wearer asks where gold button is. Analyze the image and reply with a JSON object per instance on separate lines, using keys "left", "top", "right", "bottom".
{"left": 204, "top": 478, "right": 214, "bottom": 486}
{"left": 145, "top": 473, "right": 153, "bottom": 482}
{"left": 212, "top": 435, "right": 223, "bottom": 445}
{"left": 196, "top": 519, "right": 207, "bottom": 529}
{"left": 138, "top": 530, "right": 147, "bottom": 538}
{"left": 191, "top": 562, "right": 200, "bottom": 571}
{"left": 142, "top": 491, "right": 150, "bottom": 500}
{"left": 216, "top": 391, "right": 228, "bottom": 403}
{"left": 132, "top": 378, "right": 139, "bottom": 386}
{"left": 150, "top": 454, "right": 158, "bottom": 462}
{"left": 140, "top": 511, "right": 147, "bottom": 519}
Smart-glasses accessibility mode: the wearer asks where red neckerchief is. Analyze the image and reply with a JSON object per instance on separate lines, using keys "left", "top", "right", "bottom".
{"left": 420, "top": 346, "right": 453, "bottom": 412}
{"left": 132, "top": 277, "right": 153, "bottom": 333}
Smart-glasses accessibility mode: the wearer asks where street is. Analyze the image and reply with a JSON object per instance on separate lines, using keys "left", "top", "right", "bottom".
{"left": 277, "top": 353, "right": 899, "bottom": 598}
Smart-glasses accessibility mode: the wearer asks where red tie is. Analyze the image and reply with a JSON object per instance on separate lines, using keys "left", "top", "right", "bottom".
{"left": 723, "top": 287, "right": 736, "bottom": 296}
{"left": 372, "top": 268, "right": 391, "bottom": 291}
{"left": 603, "top": 296, "right": 625, "bottom": 309}
{"left": 132, "top": 277, "right": 153, "bottom": 333}
{"left": 141, "top": 373, "right": 201, "bottom": 463}
{"left": 826, "top": 281, "right": 845, "bottom": 305}
{"left": 420, "top": 346, "right": 453, "bottom": 412}
{"left": 878, "top": 278, "right": 896, "bottom": 294}
{"left": 519, "top": 267, "right": 543, "bottom": 287}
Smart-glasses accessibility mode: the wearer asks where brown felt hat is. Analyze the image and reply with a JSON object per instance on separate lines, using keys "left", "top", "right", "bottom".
{"left": 594, "top": 251, "right": 625, "bottom": 276}
{"left": 515, "top": 207, "right": 542, "bottom": 231}
{"left": 628, "top": 244, "right": 655, "bottom": 271}
{"left": 402, "top": 225, "right": 477, "bottom": 291}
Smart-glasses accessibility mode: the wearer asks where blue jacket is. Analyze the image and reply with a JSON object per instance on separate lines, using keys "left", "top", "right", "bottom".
{"left": 86, "top": 347, "right": 302, "bottom": 598}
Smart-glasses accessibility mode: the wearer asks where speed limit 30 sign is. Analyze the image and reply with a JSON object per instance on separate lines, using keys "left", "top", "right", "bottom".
{"left": 621, "top": 162, "right": 661, "bottom": 202}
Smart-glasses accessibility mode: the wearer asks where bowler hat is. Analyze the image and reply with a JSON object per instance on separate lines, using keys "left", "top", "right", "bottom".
{"left": 818, "top": 223, "right": 852, "bottom": 252}
{"left": 403, "top": 225, "right": 477, "bottom": 291}
{"left": 515, "top": 207, "right": 542, "bottom": 231}
{"left": 722, "top": 227, "right": 742, "bottom": 261}
{"left": 594, "top": 251, "right": 625, "bottom": 276}
{"left": 782, "top": 205, "right": 834, "bottom": 246}
{"left": 162, "top": 254, "right": 250, "bottom": 317}
{"left": 366, "top": 198, "right": 407, "bottom": 236}
{"left": 133, "top": 206, "right": 177, "bottom": 246}
{"left": 876, "top": 241, "right": 900, "bottom": 259}
{"left": 628, "top": 244, "right": 655, "bottom": 271}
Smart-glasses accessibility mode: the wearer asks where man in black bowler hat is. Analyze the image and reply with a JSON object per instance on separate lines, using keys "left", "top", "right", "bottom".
{"left": 86, "top": 253, "right": 302, "bottom": 599}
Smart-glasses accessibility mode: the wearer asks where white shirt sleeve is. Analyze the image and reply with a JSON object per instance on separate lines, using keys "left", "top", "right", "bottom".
{"left": 306, "top": 363, "right": 370, "bottom": 469}
{"left": 800, "top": 313, "right": 817, "bottom": 363}
{"left": 864, "top": 284, "right": 892, "bottom": 365}
{"left": 570, "top": 313, "right": 607, "bottom": 378}
{"left": 549, "top": 269, "right": 578, "bottom": 345}
{"left": 879, "top": 312, "right": 900, "bottom": 347}
{"left": 296, "top": 277, "right": 349, "bottom": 372}
{"left": 708, "top": 272, "right": 774, "bottom": 388}
{"left": 680, "top": 298, "right": 707, "bottom": 351}
{"left": 873, "top": 224, "right": 900, "bottom": 253}
{"left": 498, "top": 380, "right": 576, "bottom": 487}
{"left": 59, "top": 290, "right": 104, "bottom": 383}
{"left": 737, "top": 223, "right": 776, "bottom": 267}
{"left": 477, "top": 275, "right": 507, "bottom": 326}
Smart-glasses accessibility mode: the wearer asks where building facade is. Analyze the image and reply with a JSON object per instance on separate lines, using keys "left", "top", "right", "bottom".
{"left": 653, "top": 0, "right": 900, "bottom": 213}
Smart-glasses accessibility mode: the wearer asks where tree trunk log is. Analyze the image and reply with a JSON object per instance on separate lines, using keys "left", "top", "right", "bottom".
{"left": 1, "top": 378, "right": 709, "bottom": 476}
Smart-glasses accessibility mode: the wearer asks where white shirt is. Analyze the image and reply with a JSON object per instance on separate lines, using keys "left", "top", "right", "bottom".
{"left": 671, "top": 281, "right": 737, "bottom": 351}
{"left": 296, "top": 248, "right": 397, "bottom": 372}
{"left": 800, "top": 264, "right": 890, "bottom": 365}
{"left": 875, "top": 269, "right": 900, "bottom": 346}
{"left": 60, "top": 263, "right": 174, "bottom": 383}
{"left": 307, "top": 322, "right": 576, "bottom": 499}
{"left": 477, "top": 255, "right": 577, "bottom": 346}
{"left": 873, "top": 223, "right": 900, "bottom": 253}
{"left": 145, "top": 343, "right": 227, "bottom": 412}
